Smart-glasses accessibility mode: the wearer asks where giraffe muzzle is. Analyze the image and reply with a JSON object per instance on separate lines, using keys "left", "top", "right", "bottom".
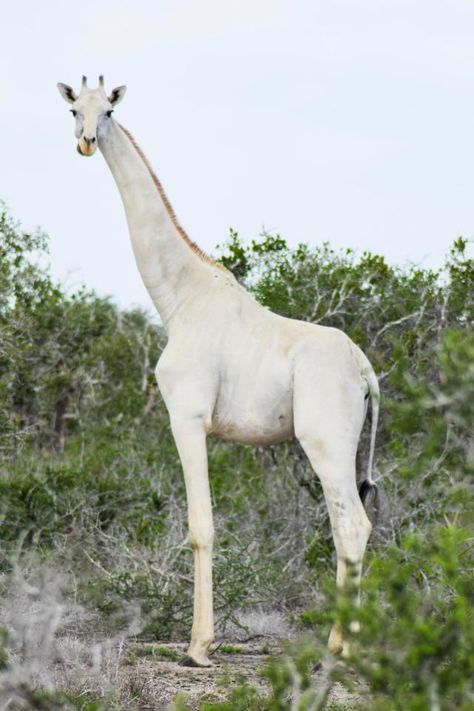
{"left": 77, "top": 137, "right": 97, "bottom": 157}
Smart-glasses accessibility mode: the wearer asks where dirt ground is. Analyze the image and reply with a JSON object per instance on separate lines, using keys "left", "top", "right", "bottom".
{"left": 107, "top": 640, "right": 365, "bottom": 710}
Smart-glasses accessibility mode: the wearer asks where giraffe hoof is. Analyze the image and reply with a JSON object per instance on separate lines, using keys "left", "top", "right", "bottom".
{"left": 328, "top": 640, "right": 344, "bottom": 656}
{"left": 341, "top": 641, "right": 351, "bottom": 659}
{"left": 179, "top": 654, "right": 213, "bottom": 668}
{"left": 327, "top": 630, "right": 344, "bottom": 656}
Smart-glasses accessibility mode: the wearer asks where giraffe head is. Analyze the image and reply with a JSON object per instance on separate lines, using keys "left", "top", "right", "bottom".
{"left": 57, "top": 76, "right": 127, "bottom": 157}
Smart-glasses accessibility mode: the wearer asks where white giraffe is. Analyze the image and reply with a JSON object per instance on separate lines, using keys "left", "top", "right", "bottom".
{"left": 58, "top": 76, "right": 380, "bottom": 667}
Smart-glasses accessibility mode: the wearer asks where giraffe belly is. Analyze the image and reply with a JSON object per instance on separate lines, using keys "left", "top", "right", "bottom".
{"left": 210, "top": 413, "right": 294, "bottom": 445}
{"left": 210, "top": 378, "right": 295, "bottom": 445}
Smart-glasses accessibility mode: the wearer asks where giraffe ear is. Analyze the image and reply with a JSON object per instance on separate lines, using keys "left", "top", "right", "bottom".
{"left": 108, "top": 85, "right": 127, "bottom": 106}
{"left": 57, "top": 83, "right": 78, "bottom": 104}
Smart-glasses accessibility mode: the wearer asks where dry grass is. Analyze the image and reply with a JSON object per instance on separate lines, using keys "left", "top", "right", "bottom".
{"left": 0, "top": 559, "right": 364, "bottom": 710}
{"left": 0, "top": 559, "right": 130, "bottom": 708}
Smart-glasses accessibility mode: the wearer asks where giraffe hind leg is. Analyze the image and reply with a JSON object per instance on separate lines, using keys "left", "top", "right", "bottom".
{"left": 293, "top": 363, "right": 371, "bottom": 654}
{"left": 299, "top": 439, "right": 372, "bottom": 654}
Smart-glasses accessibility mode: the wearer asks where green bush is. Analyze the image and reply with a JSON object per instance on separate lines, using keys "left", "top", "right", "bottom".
{"left": 343, "top": 525, "right": 474, "bottom": 711}
{"left": 1, "top": 207, "right": 472, "bottom": 708}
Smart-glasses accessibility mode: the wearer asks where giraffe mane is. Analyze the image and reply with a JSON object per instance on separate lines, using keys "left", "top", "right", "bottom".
{"left": 118, "top": 123, "right": 225, "bottom": 270}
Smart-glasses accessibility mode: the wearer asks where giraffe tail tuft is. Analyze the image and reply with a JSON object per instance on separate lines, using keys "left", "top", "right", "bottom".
{"left": 359, "top": 479, "right": 380, "bottom": 527}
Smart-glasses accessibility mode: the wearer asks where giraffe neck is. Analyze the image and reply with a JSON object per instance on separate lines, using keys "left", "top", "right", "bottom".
{"left": 99, "top": 120, "right": 213, "bottom": 329}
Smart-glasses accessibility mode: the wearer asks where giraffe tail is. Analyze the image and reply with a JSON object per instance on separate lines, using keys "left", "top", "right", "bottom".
{"left": 358, "top": 366, "right": 383, "bottom": 527}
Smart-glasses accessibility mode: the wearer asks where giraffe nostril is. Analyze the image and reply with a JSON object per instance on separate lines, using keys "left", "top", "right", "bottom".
{"left": 91, "top": 137, "right": 96, "bottom": 143}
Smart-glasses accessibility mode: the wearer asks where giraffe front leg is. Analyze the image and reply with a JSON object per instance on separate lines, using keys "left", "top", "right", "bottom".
{"left": 170, "top": 417, "right": 214, "bottom": 667}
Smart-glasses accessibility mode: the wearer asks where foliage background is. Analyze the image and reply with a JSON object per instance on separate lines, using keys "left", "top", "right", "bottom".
{"left": 0, "top": 204, "right": 472, "bottom": 709}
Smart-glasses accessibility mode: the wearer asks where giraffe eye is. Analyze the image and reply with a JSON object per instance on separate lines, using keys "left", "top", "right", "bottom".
{"left": 70, "top": 109, "right": 77, "bottom": 117}
{"left": 106, "top": 110, "right": 114, "bottom": 118}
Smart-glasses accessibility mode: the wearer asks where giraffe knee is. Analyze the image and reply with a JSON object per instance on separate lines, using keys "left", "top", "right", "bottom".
{"left": 189, "top": 524, "right": 214, "bottom": 551}
{"left": 333, "top": 515, "right": 372, "bottom": 569}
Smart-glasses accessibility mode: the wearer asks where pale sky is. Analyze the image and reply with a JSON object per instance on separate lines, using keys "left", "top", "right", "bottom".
{"left": 1, "top": 0, "right": 474, "bottom": 309}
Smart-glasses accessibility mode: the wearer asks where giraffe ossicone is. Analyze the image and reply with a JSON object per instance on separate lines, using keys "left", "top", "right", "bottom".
{"left": 58, "top": 76, "right": 381, "bottom": 667}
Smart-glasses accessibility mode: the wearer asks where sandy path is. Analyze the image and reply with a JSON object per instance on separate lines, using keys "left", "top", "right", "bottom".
{"left": 110, "top": 641, "right": 364, "bottom": 710}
